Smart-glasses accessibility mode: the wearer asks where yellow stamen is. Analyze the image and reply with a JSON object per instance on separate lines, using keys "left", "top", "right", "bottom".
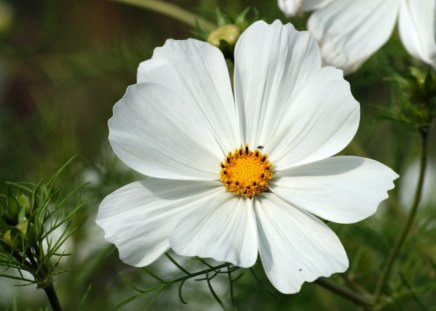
{"left": 219, "top": 145, "right": 273, "bottom": 198}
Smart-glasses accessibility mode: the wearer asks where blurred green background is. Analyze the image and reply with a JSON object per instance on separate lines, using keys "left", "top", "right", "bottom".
{"left": 0, "top": 0, "right": 435, "bottom": 310}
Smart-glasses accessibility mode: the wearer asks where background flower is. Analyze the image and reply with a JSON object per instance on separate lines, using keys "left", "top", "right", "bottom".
{"left": 306, "top": 0, "right": 436, "bottom": 73}
{"left": 400, "top": 159, "right": 436, "bottom": 209}
{"left": 278, "top": 0, "right": 331, "bottom": 17}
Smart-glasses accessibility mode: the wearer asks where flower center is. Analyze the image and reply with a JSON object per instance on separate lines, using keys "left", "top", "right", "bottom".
{"left": 219, "top": 145, "right": 273, "bottom": 198}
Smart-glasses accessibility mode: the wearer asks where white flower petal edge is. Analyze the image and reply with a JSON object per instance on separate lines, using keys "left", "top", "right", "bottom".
{"left": 254, "top": 193, "right": 348, "bottom": 294}
{"left": 96, "top": 179, "right": 222, "bottom": 267}
{"left": 302, "top": 0, "right": 333, "bottom": 11}
{"left": 278, "top": 0, "right": 334, "bottom": 16}
{"left": 278, "top": 0, "right": 304, "bottom": 17}
{"left": 170, "top": 194, "right": 258, "bottom": 268}
{"left": 137, "top": 39, "right": 240, "bottom": 152}
{"left": 109, "top": 83, "right": 224, "bottom": 180}
{"left": 234, "top": 20, "right": 321, "bottom": 148}
{"left": 308, "top": 0, "right": 400, "bottom": 74}
{"left": 399, "top": 0, "right": 436, "bottom": 68}
{"left": 271, "top": 156, "right": 399, "bottom": 224}
{"left": 278, "top": 0, "right": 332, "bottom": 16}
{"left": 268, "top": 67, "right": 359, "bottom": 170}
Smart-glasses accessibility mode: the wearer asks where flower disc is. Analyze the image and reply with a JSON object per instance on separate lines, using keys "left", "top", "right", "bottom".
{"left": 220, "top": 145, "right": 273, "bottom": 198}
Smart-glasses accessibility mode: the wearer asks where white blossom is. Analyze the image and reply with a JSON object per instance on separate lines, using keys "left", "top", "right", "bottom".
{"left": 96, "top": 20, "right": 398, "bottom": 293}
{"left": 307, "top": 0, "right": 436, "bottom": 73}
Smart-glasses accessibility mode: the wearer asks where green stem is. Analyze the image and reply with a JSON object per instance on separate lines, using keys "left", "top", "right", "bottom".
{"left": 44, "top": 284, "right": 63, "bottom": 311}
{"left": 227, "top": 266, "right": 236, "bottom": 309}
{"left": 206, "top": 272, "right": 227, "bottom": 311}
{"left": 172, "top": 263, "right": 231, "bottom": 283}
{"left": 374, "top": 128, "right": 429, "bottom": 300}
{"left": 315, "top": 278, "right": 374, "bottom": 306}
{"left": 165, "top": 252, "right": 191, "bottom": 275}
{"left": 340, "top": 273, "right": 371, "bottom": 297}
{"left": 111, "top": 0, "right": 216, "bottom": 32}
{"left": 26, "top": 249, "right": 63, "bottom": 311}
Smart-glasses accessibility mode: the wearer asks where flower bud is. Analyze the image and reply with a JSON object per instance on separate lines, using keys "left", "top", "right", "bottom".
{"left": 207, "top": 24, "right": 241, "bottom": 48}
{"left": 2, "top": 221, "right": 28, "bottom": 247}
{"left": 17, "top": 193, "right": 31, "bottom": 211}
{"left": 16, "top": 221, "right": 28, "bottom": 235}
{"left": 2, "top": 230, "right": 12, "bottom": 246}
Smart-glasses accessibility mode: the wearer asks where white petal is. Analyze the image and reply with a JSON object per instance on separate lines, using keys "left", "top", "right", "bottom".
{"left": 254, "top": 193, "right": 348, "bottom": 294}
{"left": 278, "top": 0, "right": 304, "bottom": 17}
{"left": 271, "top": 156, "right": 399, "bottom": 224}
{"left": 109, "top": 83, "right": 226, "bottom": 180}
{"left": 96, "top": 179, "right": 222, "bottom": 267}
{"left": 234, "top": 20, "right": 322, "bottom": 148}
{"left": 268, "top": 67, "right": 359, "bottom": 170}
{"left": 278, "top": 0, "right": 332, "bottom": 16}
{"left": 170, "top": 194, "right": 258, "bottom": 268}
{"left": 302, "top": 0, "right": 334, "bottom": 11}
{"left": 137, "top": 39, "right": 239, "bottom": 151}
{"left": 399, "top": 0, "right": 436, "bottom": 68}
{"left": 308, "top": 0, "right": 400, "bottom": 74}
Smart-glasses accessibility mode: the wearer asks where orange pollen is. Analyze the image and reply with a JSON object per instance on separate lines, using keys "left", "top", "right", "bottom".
{"left": 219, "top": 145, "right": 273, "bottom": 198}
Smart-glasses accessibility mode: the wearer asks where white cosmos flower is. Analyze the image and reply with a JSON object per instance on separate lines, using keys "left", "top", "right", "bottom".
{"left": 278, "top": 0, "right": 331, "bottom": 17}
{"left": 306, "top": 0, "right": 436, "bottom": 74}
{"left": 96, "top": 20, "right": 398, "bottom": 294}
{"left": 278, "top": 0, "right": 304, "bottom": 16}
